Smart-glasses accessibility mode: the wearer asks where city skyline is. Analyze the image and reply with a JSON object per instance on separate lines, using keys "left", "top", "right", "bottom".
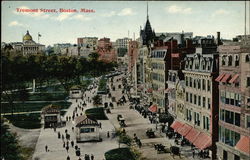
{"left": 2, "top": 1, "right": 249, "bottom": 46}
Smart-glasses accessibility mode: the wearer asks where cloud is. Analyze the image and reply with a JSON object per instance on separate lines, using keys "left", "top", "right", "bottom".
{"left": 8, "top": 21, "right": 27, "bottom": 27}
{"left": 212, "top": 9, "right": 230, "bottom": 17}
{"left": 71, "top": 14, "right": 92, "bottom": 21}
{"left": 166, "top": 5, "right": 192, "bottom": 14}
{"left": 102, "top": 11, "right": 116, "bottom": 17}
{"left": 52, "top": 13, "right": 91, "bottom": 21}
{"left": 118, "top": 8, "right": 136, "bottom": 16}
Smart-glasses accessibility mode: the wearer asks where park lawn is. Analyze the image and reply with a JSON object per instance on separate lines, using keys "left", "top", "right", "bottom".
{"left": 1, "top": 101, "right": 72, "bottom": 113}
{"left": 28, "top": 92, "right": 68, "bottom": 101}
{"left": 105, "top": 148, "right": 135, "bottom": 160}
{"left": 85, "top": 107, "right": 108, "bottom": 120}
{"left": 4, "top": 113, "right": 41, "bottom": 129}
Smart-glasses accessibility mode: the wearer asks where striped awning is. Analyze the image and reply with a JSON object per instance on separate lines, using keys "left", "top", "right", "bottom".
{"left": 215, "top": 73, "right": 225, "bottom": 82}
{"left": 176, "top": 123, "right": 192, "bottom": 136}
{"left": 185, "top": 127, "right": 201, "bottom": 143}
{"left": 170, "top": 120, "right": 183, "bottom": 131}
{"left": 235, "top": 135, "right": 250, "bottom": 155}
{"left": 193, "top": 132, "right": 212, "bottom": 150}
{"left": 221, "top": 74, "right": 231, "bottom": 83}
{"left": 228, "top": 74, "right": 239, "bottom": 83}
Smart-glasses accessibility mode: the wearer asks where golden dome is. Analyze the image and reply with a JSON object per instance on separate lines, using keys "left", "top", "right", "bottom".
{"left": 23, "top": 30, "right": 33, "bottom": 41}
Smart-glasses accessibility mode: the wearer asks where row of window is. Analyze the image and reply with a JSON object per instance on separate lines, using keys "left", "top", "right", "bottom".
{"left": 151, "top": 51, "right": 166, "bottom": 58}
{"left": 221, "top": 55, "right": 239, "bottom": 67}
{"left": 186, "top": 92, "right": 211, "bottom": 109}
{"left": 185, "top": 58, "right": 212, "bottom": 71}
{"left": 185, "top": 76, "right": 211, "bottom": 92}
{"left": 151, "top": 63, "right": 164, "bottom": 70}
{"left": 152, "top": 73, "right": 165, "bottom": 82}
{"left": 168, "top": 73, "right": 176, "bottom": 82}
{"left": 220, "top": 91, "right": 241, "bottom": 107}
{"left": 185, "top": 109, "right": 210, "bottom": 130}
{"left": 219, "top": 126, "right": 240, "bottom": 147}
{"left": 220, "top": 109, "right": 240, "bottom": 127}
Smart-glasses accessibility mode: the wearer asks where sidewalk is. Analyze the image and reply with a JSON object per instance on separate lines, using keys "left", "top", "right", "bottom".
{"left": 32, "top": 84, "right": 119, "bottom": 160}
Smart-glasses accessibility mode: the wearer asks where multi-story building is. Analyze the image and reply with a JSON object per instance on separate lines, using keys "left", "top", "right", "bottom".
{"left": 128, "top": 40, "right": 139, "bottom": 92}
{"left": 167, "top": 39, "right": 195, "bottom": 118}
{"left": 151, "top": 46, "right": 169, "bottom": 113}
{"left": 171, "top": 36, "right": 219, "bottom": 159}
{"left": 216, "top": 39, "right": 250, "bottom": 160}
{"left": 97, "top": 37, "right": 117, "bottom": 62}
{"left": 77, "top": 37, "right": 98, "bottom": 50}
{"left": 116, "top": 37, "right": 132, "bottom": 49}
{"left": 10, "top": 30, "right": 45, "bottom": 56}
{"left": 53, "top": 43, "right": 72, "bottom": 55}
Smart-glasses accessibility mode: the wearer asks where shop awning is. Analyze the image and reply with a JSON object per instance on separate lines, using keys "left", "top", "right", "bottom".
{"left": 148, "top": 104, "right": 157, "bottom": 113}
{"left": 170, "top": 121, "right": 183, "bottom": 131}
{"left": 176, "top": 124, "right": 192, "bottom": 136}
{"left": 235, "top": 135, "right": 250, "bottom": 155}
{"left": 185, "top": 128, "right": 201, "bottom": 143}
{"left": 221, "top": 74, "right": 231, "bottom": 83}
{"left": 193, "top": 132, "right": 212, "bottom": 150}
{"left": 228, "top": 74, "right": 239, "bottom": 83}
{"left": 215, "top": 73, "right": 226, "bottom": 82}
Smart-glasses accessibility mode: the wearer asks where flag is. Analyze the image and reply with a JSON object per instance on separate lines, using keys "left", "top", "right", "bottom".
{"left": 38, "top": 33, "right": 41, "bottom": 37}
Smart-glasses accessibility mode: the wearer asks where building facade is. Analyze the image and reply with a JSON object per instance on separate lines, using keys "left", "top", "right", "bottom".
{"left": 97, "top": 37, "right": 117, "bottom": 62}
{"left": 11, "top": 30, "right": 45, "bottom": 56}
{"left": 216, "top": 41, "right": 250, "bottom": 160}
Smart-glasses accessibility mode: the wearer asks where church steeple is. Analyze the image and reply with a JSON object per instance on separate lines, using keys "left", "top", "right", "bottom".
{"left": 147, "top": 1, "right": 149, "bottom": 20}
{"left": 140, "top": 1, "right": 155, "bottom": 46}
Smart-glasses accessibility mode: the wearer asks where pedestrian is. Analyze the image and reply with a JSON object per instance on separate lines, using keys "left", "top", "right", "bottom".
{"left": 58, "top": 131, "right": 61, "bottom": 139}
{"left": 192, "top": 149, "right": 195, "bottom": 158}
{"left": 66, "top": 145, "right": 69, "bottom": 152}
{"left": 71, "top": 140, "right": 74, "bottom": 147}
{"left": 63, "top": 142, "right": 65, "bottom": 148}
{"left": 75, "top": 145, "right": 78, "bottom": 150}
{"left": 107, "top": 131, "right": 110, "bottom": 138}
{"left": 91, "top": 154, "right": 94, "bottom": 160}
{"left": 67, "top": 155, "right": 70, "bottom": 160}
{"left": 99, "top": 122, "right": 102, "bottom": 129}
{"left": 54, "top": 126, "right": 56, "bottom": 132}
{"left": 45, "top": 145, "right": 48, "bottom": 152}
{"left": 65, "top": 129, "right": 68, "bottom": 134}
{"left": 138, "top": 140, "right": 142, "bottom": 148}
{"left": 66, "top": 141, "right": 69, "bottom": 146}
{"left": 78, "top": 157, "right": 82, "bottom": 160}
{"left": 66, "top": 116, "right": 68, "bottom": 121}
{"left": 72, "top": 127, "right": 74, "bottom": 131}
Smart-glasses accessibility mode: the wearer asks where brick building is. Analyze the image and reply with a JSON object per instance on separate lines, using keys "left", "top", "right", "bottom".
{"left": 97, "top": 37, "right": 117, "bottom": 62}
{"left": 216, "top": 41, "right": 250, "bottom": 160}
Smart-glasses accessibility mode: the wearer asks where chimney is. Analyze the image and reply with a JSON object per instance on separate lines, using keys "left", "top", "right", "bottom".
{"left": 217, "top": 32, "right": 221, "bottom": 45}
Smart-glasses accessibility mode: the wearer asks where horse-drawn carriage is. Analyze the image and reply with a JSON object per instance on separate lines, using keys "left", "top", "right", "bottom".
{"left": 117, "top": 114, "right": 126, "bottom": 127}
{"left": 146, "top": 129, "right": 155, "bottom": 138}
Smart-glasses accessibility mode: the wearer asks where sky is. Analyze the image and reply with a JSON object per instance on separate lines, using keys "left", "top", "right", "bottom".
{"left": 1, "top": 1, "right": 250, "bottom": 46}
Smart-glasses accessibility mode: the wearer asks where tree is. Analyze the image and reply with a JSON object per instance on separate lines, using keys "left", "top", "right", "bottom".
{"left": 0, "top": 120, "right": 23, "bottom": 160}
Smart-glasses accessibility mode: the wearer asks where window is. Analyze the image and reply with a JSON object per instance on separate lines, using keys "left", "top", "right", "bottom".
{"left": 234, "top": 155, "right": 240, "bottom": 160}
{"left": 190, "top": 93, "right": 193, "bottom": 103}
{"left": 221, "top": 91, "right": 226, "bottom": 103}
{"left": 197, "top": 79, "right": 201, "bottom": 89}
{"left": 222, "top": 109, "right": 241, "bottom": 126}
{"left": 228, "top": 56, "right": 232, "bottom": 66}
{"left": 194, "top": 79, "right": 196, "bottom": 88}
{"left": 194, "top": 95, "right": 197, "bottom": 105}
{"left": 186, "top": 92, "right": 189, "bottom": 102}
{"left": 246, "top": 54, "right": 250, "bottom": 62}
{"left": 186, "top": 76, "right": 188, "bottom": 86}
{"left": 190, "top": 77, "right": 192, "bottom": 87}
{"left": 223, "top": 151, "right": 228, "bottom": 160}
{"left": 235, "top": 55, "right": 239, "bottom": 66}
{"left": 202, "top": 79, "right": 206, "bottom": 90}
{"left": 203, "top": 97, "right": 206, "bottom": 108}
{"left": 208, "top": 98, "right": 211, "bottom": 109}
{"left": 219, "top": 126, "right": 240, "bottom": 147}
{"left": 80, "top": 128, "right": 95, "bottom": 133}
{"left": 222, "top": 56, "right": 226, "bottom": 66}
{"left": 198, "top": 96, "right": 201, "bottom": 106}
{"left": 235, "top": 113, "right": 240, "bottom": 126}
{"left": 207, "top": 80, "right": 211, "bottom": 92}
{"left": 247, "top": 77, "right": 250, "bottom": 87}
{"left": 246, "top": 115, "right": 250, "bottom": 128}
